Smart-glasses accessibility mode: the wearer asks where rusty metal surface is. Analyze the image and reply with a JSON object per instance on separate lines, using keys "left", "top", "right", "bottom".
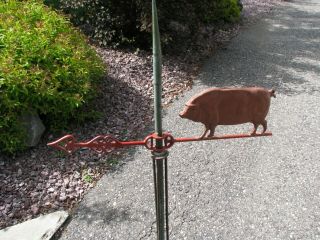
{"left": 175, "top": 132, "right": 272, "bottom": 143}
{"left": 48, "top": 132, "right": 272, "bottom": 154}
{"left": 179, "top": 87, "right": 275, "bottom": 138}
{"left": 47, "top": 135, "right": 145, "bottom": 154}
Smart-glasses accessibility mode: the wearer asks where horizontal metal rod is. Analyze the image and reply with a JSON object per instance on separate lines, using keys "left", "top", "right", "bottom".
{"left": 175, "top": 132, "right": 272, "bottom": 143}
{"left": 70, "top": 140, "right": 146, "bottom": 149}
{"left": 48, "top": 132, "right": 272, "bottom": 154}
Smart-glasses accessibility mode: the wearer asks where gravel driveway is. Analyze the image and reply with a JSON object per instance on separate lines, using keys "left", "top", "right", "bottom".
{"left": 59, "top": 0, "right": 320, "bottom": 239}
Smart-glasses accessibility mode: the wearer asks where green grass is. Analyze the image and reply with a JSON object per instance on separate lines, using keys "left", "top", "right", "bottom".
{"left": 82, "top": 169, "right": 94, "bottom": 183}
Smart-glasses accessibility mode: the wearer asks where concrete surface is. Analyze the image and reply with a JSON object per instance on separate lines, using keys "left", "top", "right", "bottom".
{"left": 0, "top": 211, "right": 68, "bottom": 240}
{"left": 59, "top": 0, "right": 320, "bottom": 239}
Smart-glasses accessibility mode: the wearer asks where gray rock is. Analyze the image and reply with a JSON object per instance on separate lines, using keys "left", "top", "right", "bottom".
{"left": 20, "top": 111, "right": 45, "bottom": 147}
{"left": 0, "top": 211, "right": 68, "bottom": 240}
{"left": 59, "top": 194, "right": 67, "bottom": 201}
{"left": 31, "top": 205, "right": 39, "bottom": 215}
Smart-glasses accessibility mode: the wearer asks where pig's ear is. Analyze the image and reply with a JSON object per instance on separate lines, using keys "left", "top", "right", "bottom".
{"left": 186, "top": 103, "right": 197, "bottom": 107}
{"left": 269, "top": 89, "right": 276, "bottom": 98}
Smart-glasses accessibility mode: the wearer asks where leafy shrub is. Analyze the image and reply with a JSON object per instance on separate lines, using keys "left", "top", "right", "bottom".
{"left": 198, "top": 0, "right": 242, "bottom": 23}
{"left": 45, "top": 0, "right": 242, "bottom": 49}
{"left": 44, "top": 0, "right": 148, "bottom": 48}
{"left": 0, "top": 0, "right": 105, "bottom": 153}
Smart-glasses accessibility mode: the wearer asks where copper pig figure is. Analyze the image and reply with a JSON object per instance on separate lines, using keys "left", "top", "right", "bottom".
{"left": 179, "top": 87, "right": 275, "bottom": 138}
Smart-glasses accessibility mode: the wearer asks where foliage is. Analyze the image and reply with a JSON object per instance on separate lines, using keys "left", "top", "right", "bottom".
{"left": 199, "top": 0, "right": 242, "bottom": 23}
{"left": 44, "top": 0, "right": 242, "bottom": 49}
{"left": 0, "top": 0, "right": 105, "bottom": 153}
{"left": 82, "top": 169, "right": 94, "bottom": 183}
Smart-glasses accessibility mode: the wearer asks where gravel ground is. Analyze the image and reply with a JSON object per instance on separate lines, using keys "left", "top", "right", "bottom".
{"left": 0, "top": 0, "right": 280, "bottom": 230}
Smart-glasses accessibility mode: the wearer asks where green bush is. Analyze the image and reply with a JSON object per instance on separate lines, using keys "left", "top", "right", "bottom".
{"left": 0, "top": 0, "right": 105, "bottom": 153}
{"left": 198, "top": 0, "right": 242, "bottom": 23}
{"left": 45, "top": 0, "right": 242, "bottom": 49}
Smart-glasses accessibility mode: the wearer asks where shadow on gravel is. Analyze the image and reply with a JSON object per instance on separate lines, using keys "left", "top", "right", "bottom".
{"left": 199, "top": 1, "right": 320, "bottom": 96}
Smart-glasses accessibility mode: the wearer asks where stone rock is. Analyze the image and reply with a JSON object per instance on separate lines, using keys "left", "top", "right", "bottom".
{"left": 59, "top": 194, "right": 67, "bottom": 201}
{"left": 0, "top": 211, "right": 68, "bottom": 240}
{"left": 19, "top": 111, "right": 45, "bottom": 147}
{"left": 63, "top": 178, "right": 70, "bottom": 186}
{"left": 31, "top": 205, "right": 39, "bottom": 215}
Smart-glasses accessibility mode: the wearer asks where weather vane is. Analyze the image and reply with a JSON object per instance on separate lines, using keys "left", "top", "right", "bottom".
{"left": 48, "top": 1, "right": 274, "bottom": 239}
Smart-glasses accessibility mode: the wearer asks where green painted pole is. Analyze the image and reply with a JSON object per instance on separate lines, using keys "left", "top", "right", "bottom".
{"left": 152, "top": 0, "right": 169, "bottom": 239}
{"left": 152, "top": 0, "right": 163, "bottom": 139}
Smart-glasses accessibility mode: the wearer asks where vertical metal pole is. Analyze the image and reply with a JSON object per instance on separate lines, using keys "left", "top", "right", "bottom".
{"left": 152, "top": 0, "right": 162, "bottom": 138}
{"left": 152, "top": 151, "right": 169, "bottom": 240}
{"left": 152, "top": 0, "right": 169, "bottom": 239}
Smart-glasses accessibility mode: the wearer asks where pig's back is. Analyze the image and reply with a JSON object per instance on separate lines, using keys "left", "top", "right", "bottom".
{"left": 202, "top": 88, "right": 271, "bottom": 125}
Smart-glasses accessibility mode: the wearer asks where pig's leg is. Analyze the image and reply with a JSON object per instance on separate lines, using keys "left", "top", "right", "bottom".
{"left": 207, "top": 125, "right": 216, "bottom": 138}
{"left": 262, "top": 120, "right": 267, "bottom": 133}
{"left": 251, "top": 123, "right": 259, "bottom": 135}
{"left": 199, "top": 126, "right": 209, "bottom": 139}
